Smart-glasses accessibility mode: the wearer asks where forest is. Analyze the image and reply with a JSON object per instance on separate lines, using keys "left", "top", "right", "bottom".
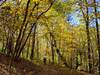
{"left": 0, "top": 0, "right": 100, "bottom": 75}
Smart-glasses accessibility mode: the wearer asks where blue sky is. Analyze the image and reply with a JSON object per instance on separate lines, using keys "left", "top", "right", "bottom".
{"left": 67, "top": 0, "right": 100, "bottom": 26}
{"left": 67, "top": 10, "right": 100, "bottom": 26}
{"left": 67, "top": 11, "right": 80, "bottom": 25}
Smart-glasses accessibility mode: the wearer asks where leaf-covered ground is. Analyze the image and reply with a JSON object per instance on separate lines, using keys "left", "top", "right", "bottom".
{"left": 0, "top": 53, "right": 91, "bottom": 75}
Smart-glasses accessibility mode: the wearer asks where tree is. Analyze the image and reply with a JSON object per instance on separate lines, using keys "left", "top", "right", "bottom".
{"left": 79, "top": 0, "right": 92, "bottom": 73}
{"left": 93, "top": 0, "right": 100, "bottom": 74}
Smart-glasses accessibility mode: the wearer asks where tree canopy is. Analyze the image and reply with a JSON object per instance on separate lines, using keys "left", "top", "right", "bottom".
{"left": 0, "top": 0, "right": 100, "bottom": 75}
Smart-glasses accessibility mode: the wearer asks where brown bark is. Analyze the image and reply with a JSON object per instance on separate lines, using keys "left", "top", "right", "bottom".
{"left": 16, "top": 1, "right": 55, "bottom": 58}
{"left": 30, "top": 25, "right": 37, "bottom": 60}
{"left": 79, "top": 0, "right": 92, "bottom": 73}
{"left": 93, "top": 0, "right": 100, "bottom": 74}
{"left": 14, "top": 0, "right": 31, "bottom": 58}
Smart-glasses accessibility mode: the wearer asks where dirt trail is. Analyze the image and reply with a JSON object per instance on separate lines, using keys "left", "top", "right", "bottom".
{"left": 0, "top": 53, "right": 91, "bottom": 75}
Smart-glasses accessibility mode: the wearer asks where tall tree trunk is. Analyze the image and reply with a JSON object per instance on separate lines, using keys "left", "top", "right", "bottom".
{"left": 36, "top": 35, "right": 39, "bottom": 59}
{"left": 49, "top": 32, "right": 70, "bottom": 67}
{"left": 14, "top": 0, "right": 31, "bottom": 57}
{"left": 80, "top": 0, "right": 92, "bottom": 73}
{"left": 2, "top": 35, "right": 5, "bottom": 53}
{"left": 6, "top": 30, "right": 14, "bottom": 56}
{"left": 30, "top": 25, "right": 37, "bottom": 60}
{"left": 26, "top": 37, "right": 31, "bottom": 59}
{"left": 85, "top": 10, "right": 92, "bottom": 73}
{"left": 13, "top": 1, "right": 54, "bottom": 59}
{"left": 93, "top": 0, "right": 100, "bottom": 74}
{"left": 51, "top": 37, "right": 55, "bottom": 64}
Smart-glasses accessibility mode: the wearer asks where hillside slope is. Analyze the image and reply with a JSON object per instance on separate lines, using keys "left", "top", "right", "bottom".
{"left": 0, "top": 53, "right": 91, "bottom": 75}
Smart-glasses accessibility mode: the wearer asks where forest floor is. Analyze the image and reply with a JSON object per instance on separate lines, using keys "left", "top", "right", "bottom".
{"left": 0, "top": 53, "right": 91, "bottom": 75}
